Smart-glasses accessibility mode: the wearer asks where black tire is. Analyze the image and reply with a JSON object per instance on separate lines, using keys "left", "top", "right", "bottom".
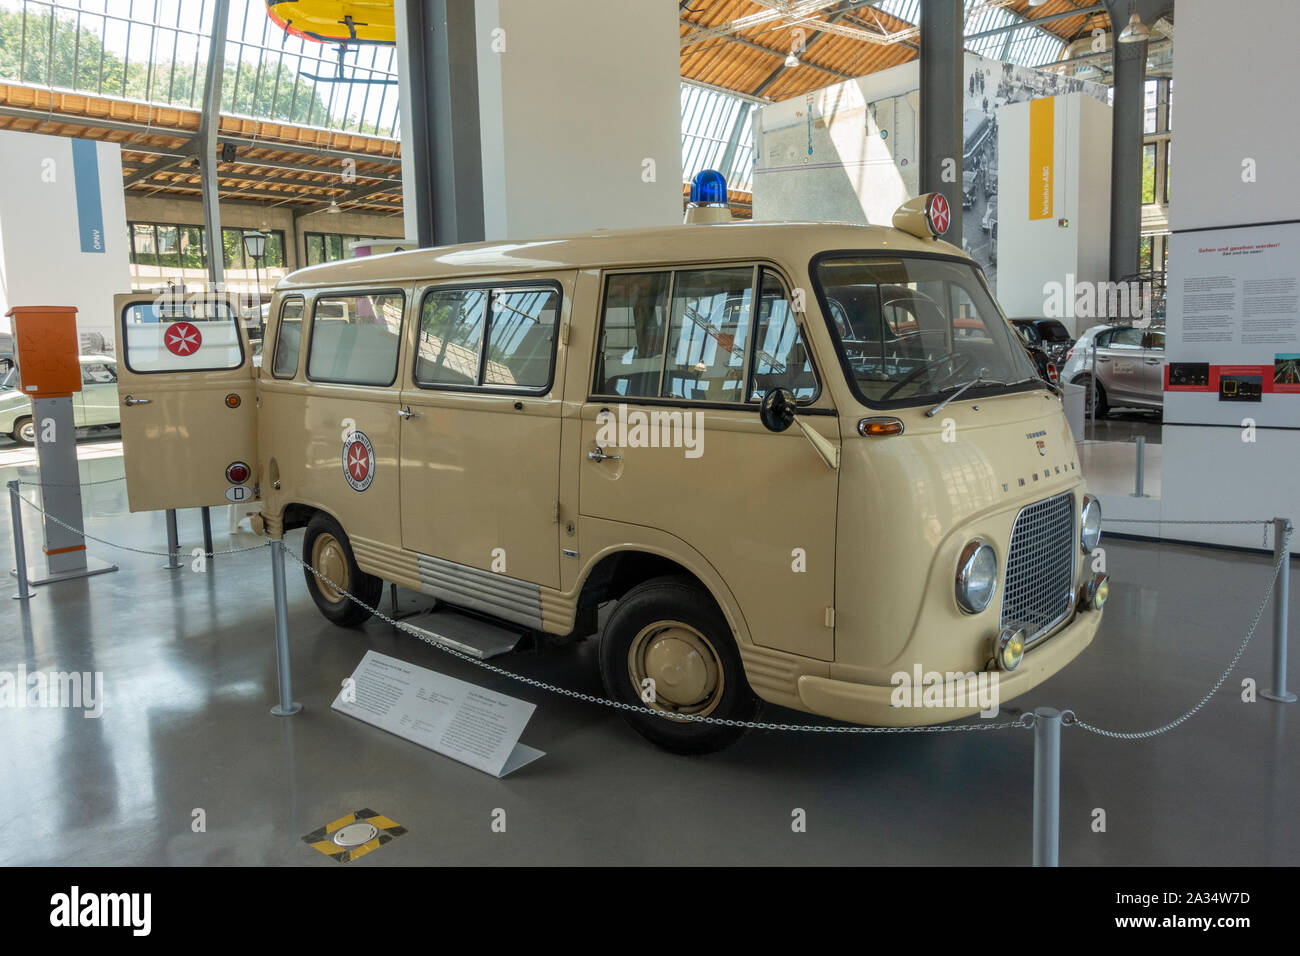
{"left": 598, "top": 575, "right": 759, "bottom": 755}
{"left": 1075, "top": 376, "right": 1109, "bottom": 417}
{"left": 11, "top": 416, "right": 35, "bottom": 445}
{"left": 301, "top": 512, "right": 383, "bottom": 627}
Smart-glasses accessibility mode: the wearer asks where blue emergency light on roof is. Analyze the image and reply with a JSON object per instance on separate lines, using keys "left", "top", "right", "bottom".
{"left": 690, "top": 169, "right": 728, "bottom": 205}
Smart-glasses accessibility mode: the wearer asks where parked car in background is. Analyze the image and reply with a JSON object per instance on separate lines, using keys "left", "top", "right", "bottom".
{"left": 0, "top": 355, "right": 120, "bottom": 444}
{"left": 1010, "top": 318, "right": 1073, "bottom": 367}
{"left": 1059, "top": 325, "right": 1166, "bottom": 416}
{"left": 1011, "top": 324, "right": 1060, "bottom": 386}
{"left": 961, "top": 170, "right": 977, "bottom": 209}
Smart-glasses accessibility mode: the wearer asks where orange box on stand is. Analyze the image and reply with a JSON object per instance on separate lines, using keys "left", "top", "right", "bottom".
{"left": 5, "top": 305, "right": 82, "bottom": 397}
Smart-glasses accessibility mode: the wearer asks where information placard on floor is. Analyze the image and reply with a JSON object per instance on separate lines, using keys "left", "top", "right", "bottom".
{"left": 332, "top": 650, "right": 544, "bottom": 777}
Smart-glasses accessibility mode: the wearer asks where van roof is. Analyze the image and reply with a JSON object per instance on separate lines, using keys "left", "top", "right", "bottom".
{"left": 277, "top": 220, "right": 968, "bottom": 290}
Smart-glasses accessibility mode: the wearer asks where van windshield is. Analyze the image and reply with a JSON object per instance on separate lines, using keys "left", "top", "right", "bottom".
{"left": 814, "top": 255, "right": 1040, "bottom": 408}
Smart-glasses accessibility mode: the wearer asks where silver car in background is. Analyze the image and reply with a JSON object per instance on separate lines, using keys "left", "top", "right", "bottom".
{"left": 1060, "top": 325, "right": 1166, "bottom": 416}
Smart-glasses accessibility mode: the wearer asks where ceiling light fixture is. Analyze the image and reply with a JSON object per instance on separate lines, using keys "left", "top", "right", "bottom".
{"left": 1118, "top": 10, "right": 1150, "bottom": 44}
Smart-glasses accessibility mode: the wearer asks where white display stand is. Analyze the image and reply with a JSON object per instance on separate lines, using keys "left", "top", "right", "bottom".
{"left": 332, "top": 650, "right": 544, "bottom": 778}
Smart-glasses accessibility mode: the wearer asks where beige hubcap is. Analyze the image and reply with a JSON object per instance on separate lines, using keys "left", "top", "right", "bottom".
{"left": 18, "top": 421, "right": 35, "bottom": 443}
{"left": 627, "top": 621, "right": 724, "bottom": 717}
{"left": 311, "top": 533, "right": 349, "bottom": 603}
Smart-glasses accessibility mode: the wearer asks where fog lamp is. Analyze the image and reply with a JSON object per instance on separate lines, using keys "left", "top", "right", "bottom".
{"left": 993, "top": 626, "right": 1026, "bottom": 672}
{"left": 1082, "top": 573, "right": 1110, "bottom": 610}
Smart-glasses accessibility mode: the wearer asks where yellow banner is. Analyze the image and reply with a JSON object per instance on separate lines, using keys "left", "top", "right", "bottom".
{"left": 1028, "top": 97, "right": 1054, "bottom": 221}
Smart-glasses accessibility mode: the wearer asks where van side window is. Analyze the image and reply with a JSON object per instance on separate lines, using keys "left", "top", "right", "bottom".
{"left": 307, "top": 292, "right": 404, "bottom": 386}
{"left": 416, "top": 289, "right": 487, "bottom": 386}
{"left": 749, "top": 269, "right": 818, "bottom": 402}
{"left": 272, "top": 296, "right": 304, "bottom": 379}
{"left": 120, "top": 297, "right": 243, "bottom": 373}
{"left": 483, "top": 288, "right": 559, "bottom": 388}
{"left": 596, "top": 271, "right": 671, "bottom": 397}
{"left": 661, "top": 268, "right": 753, "bottom": 402}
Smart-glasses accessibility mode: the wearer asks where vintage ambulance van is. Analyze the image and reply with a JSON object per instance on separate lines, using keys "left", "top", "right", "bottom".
{"left": 113, "top": 182, "right": 1106, "bottom": 753}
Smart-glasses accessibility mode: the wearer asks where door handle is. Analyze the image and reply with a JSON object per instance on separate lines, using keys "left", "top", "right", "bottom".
{"left": 397, "top": 406, "right": 420, "bottom": 419}
{"left": 588, "top": 446, "right": 620, "bottom": 463}
{"left": 123, "top": 395, "right": 151, "bottom": 406}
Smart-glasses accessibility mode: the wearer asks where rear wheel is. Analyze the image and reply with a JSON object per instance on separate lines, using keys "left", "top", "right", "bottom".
{"left": 598, "top": 576, "right": 759, "bottom": 754}
{"left": 11, "top": 417, "right": 34, "bottom": 445}
{"left": 1076, "top": 376, "right": 1109, "bottom": 417}
{"left": 302, "top": 512, "right": 383, "bottom": 627}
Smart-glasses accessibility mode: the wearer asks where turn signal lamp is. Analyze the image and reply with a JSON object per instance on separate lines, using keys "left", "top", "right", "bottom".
{"left": 225, "top": 393, "right": 241, "bottom": 408}
{"left": 993, "top": 626, "right": 1026, "bottom": 672}
{"left": 858, "top": 417, "right": 904, "bottom": 437}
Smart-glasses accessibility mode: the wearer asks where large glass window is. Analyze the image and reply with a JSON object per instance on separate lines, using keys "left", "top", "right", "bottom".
{"left": 120, "top": 296, "right": 243, "bottom": 373}
{"left": 1141, "top": 144, "right": 1157, "bottom": 204}
{"left": 594, "top": 266, "right": 817, "bottom": 404}
{"left": 307, "top": 292, "right": 404, "bottom": 386}
{"left": 750, "top": 269, "right": 817, "bottom": 401}
{"left": 415, "top": 289, "right": 487, "bottom": 387}
{"left": 813, "top": 256, "right": 1038, "bottom": 408}
{"left": 484, "top": 289, "right": 559, "bottom": 389}
{"left": 272, "top": 296, "right": 305, "bottom": 379}
{"left": 661, "top": 267, "right": 753, "bottom": 402}
{"left": 596, "top": 272, "right": 672, "bottom": 398}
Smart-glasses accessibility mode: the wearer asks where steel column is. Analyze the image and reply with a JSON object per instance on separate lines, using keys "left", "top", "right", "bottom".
{"left": 919, "top": 0, "right": 964, "bottom": 238}
{"left": 198, "top": 0, "right": 230, "bottom": 287}
{"left": 270, "top": 539, "right": 302, "bottom": 716}
{"left": 8, "top": 480, "right": 34, "bottom": 601}
{"left": 399, "top": 0, "right": 484, "bottom": 246}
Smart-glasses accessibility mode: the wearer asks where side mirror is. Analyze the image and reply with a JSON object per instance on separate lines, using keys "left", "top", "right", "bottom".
{"left": 759, "top": 387, "right": 796, "bottom": 433}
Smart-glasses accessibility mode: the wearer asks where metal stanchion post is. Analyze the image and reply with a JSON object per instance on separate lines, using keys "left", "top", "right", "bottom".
{"left": 1089, "top": 344, "right": 1097, "bottom": 433}
{"left": 8, "top": 480, "right": 34, "bottom": 601}
{"left": 1032, "top": 707, "right": 1062, "bottom": 867}
{"left": 270, "top": 539, "right": 302, "bottom": 716}
{"left": 1264, "top": 517, "right": 1295, "bottom": 704}
{"left": 1132, "top": 436, "right": 1146, "bottom": 498}
{"left": 201, "top": 506, "right": 214, "bottom": 568}
{"left": 164, "top": 509, "right": 182, "bottom": 570}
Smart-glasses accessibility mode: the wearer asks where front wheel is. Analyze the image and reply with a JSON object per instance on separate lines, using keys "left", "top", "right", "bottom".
{"left": 11, "top": 416, "right": 35, "bottom": 445}
{"left": 598, "top": 576, "right": 759, "bottom": 754}
{"left": 301, "top": 512, "right": 383, "bottom": 627}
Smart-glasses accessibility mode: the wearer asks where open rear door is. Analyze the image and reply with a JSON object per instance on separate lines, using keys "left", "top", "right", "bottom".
{"left": 113, "top": 292, "right": 258, "bottom": 513}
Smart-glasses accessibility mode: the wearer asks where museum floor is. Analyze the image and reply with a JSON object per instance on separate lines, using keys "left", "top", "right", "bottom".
{"left": 1, "top": 435, "right": 1296, "bottom": 866}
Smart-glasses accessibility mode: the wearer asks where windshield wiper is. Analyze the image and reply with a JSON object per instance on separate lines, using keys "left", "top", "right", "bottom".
{"left": 925, "top": 374, "right": 1044, "bottom": 417}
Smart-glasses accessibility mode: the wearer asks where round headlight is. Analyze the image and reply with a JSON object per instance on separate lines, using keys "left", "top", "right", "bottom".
{"left": 955, "top": 539, "right": 998, "bottom": 614}
{"left": 1080, "top": 494, "right": 1102, "bottom": 553}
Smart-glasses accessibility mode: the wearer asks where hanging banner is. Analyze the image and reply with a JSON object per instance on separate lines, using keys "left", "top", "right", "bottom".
{"left": 70, "top": 139, "right": 105, "bottom": 254}
{"left": 1028, "top": 97, "right": 1054, "bottom": 221}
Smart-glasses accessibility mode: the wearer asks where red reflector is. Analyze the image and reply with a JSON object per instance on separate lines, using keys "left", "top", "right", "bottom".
{"left": 226, "top": 462, "right": 250, "bottom": 484}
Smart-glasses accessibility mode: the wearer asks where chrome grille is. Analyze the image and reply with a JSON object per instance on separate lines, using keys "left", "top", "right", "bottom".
{"left": 1001, "top": 492, "right": 1076, "bottom": 642}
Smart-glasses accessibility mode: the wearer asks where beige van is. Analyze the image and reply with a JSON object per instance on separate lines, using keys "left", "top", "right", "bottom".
{"left": 113, "top": 193, "right": 1106, "bottom": 753}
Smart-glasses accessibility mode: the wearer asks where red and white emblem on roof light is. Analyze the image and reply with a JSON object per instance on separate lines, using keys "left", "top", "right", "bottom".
{"left": 925, "top": 192, "right": 951, "bottom": 236}
{"left": 342, "top": 430, "right": 375, "bottom": 492}
{"left": 163, "top": 321, "right": 202, "bottom": 356}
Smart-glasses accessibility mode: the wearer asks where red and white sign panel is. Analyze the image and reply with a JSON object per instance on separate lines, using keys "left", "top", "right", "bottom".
{"left": 163, "top": 321, "right": 203, "bottom": 356}
{"left": 926, "top": 193, "right": 951, "bottom": 236}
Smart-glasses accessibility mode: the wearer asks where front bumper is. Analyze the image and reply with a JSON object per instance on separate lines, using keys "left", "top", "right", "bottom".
{"left": 794, "top": 606, "right": 1102, "bottom": 726}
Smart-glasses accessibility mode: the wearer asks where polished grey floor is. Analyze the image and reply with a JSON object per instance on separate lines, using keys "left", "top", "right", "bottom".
{"left": 1, "top": 438, "right": 1296, "bottom": 866}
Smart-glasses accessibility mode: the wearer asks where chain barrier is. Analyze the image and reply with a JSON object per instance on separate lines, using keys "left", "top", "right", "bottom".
{"left": 283, "top": 545, "right": 1029, "bottom": 734}
{"left": 1073, "top": 522, "right": 1291, "bottom": 739}
{"left": 16, "top": 476, "right": 126, "bottom": 489}
{"left": 13, "top": 492, "right": 269, "bottom": 558}
{"left": 1103, "top": 517, "right": 1277, "bottom": 547}
{"left": 8, "top": 489, "right": 1291, "bottom": 740}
